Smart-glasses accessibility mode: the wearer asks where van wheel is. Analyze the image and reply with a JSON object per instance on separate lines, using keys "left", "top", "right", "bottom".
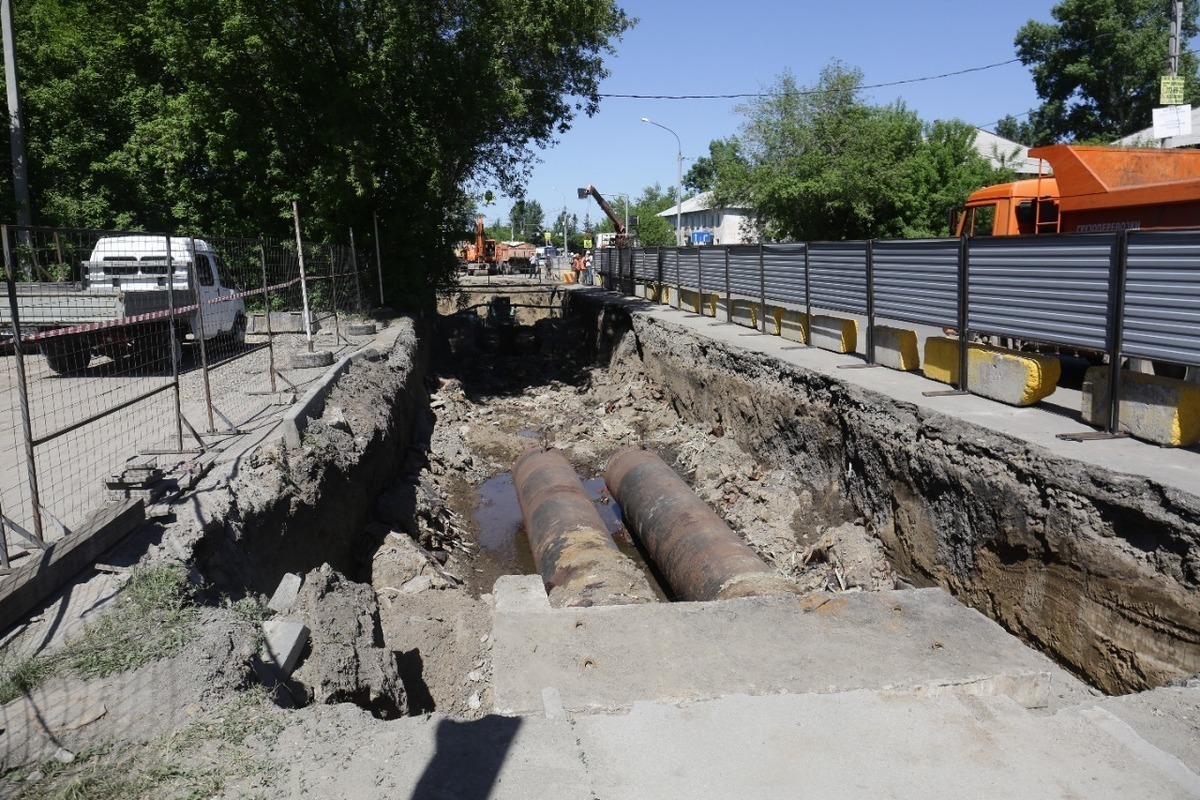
{"left": 43, "top": 338, "right": 91, "bottom": 374}
{"left": 148, "top": 326, "right": 182, "bottom": 372}
{"left": 229, "top": 313, "right": 247, "bottom": 349}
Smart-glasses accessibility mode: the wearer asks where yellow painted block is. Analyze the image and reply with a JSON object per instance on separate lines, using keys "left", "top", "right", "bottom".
{"left": 922, "top": 337, "right": 1060, "bottom": 407}
{"left": 773, "top": 308, "right": 808, "bottom": 343}
{"left": 707, "top": 294, "right": 719, "bottom": 317}
{"left": 1082, "top": 367, "right": 1200, "bottom": 447}
{"left": 810, "top": 315, "right": 857, "bottom": 354}
{"left": 873, "top": 325, "right": 920, "bottom": 371}
{"left": 730, "top": 299, "right": 756, "bottom": 329}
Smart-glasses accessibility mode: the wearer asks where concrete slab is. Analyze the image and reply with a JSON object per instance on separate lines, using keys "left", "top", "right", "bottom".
{"left": 267, "top": 572, "right": 302, "bottom": 612}
{"left": 491, "top": 582, "right": 1071, "bottom": 716}
{"left": 574, "top": 690, "right": 1200, "bottom": 800}
{"left": 261, "top": 618, "right": 309, "bottom": 676}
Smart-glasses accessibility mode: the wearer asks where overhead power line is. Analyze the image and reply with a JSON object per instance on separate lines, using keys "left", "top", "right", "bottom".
{"left": 598, "top": 57, "right": 1023, "bottom": 101}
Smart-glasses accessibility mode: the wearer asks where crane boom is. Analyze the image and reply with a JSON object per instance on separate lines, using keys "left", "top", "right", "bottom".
{"left": 578, "top": 185, "right": 628, "bottom": 247}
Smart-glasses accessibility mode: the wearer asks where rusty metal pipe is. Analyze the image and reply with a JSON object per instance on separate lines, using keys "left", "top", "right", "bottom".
{"left": 513, "top": 448, "right": 656, "bottom": 607}
{"left": 605, "top": 447, "right": 799, "bottom": 601}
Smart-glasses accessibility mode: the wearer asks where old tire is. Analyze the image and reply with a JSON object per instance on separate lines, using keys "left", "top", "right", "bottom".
{"left": 291, "top": 349, "right": 334, "bottom": 369}
{"left": 43, "top": 338, "right": 91, "bottom": 374}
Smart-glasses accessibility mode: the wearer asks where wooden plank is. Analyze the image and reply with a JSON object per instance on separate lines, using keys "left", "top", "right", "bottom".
{"left": 0, "top": 499, "right": 145, "bottom": 634}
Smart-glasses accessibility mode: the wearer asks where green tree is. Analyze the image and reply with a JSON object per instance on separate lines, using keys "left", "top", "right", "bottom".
{"left": 683, "top": 139, "right": 746, "bottom": 195}
{"left": 2, "top": 0, "right": 632, "bottom": 306}
{"left": 994, "top": 115, "right": 1040, "bottom": 146}
{"left": 1014, "top": 0, "right": 1200, "bottom": 143}
{"left": 509, "top": 199, "right": 544, "bottom": 241}
{"left": 715, "top": 63, "right": 1008, "bottom": 241}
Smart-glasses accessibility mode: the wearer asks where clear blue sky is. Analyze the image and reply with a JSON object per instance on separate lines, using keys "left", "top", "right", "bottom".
{"left": 487, "top": 0, "right": 1070, "bottom": 235}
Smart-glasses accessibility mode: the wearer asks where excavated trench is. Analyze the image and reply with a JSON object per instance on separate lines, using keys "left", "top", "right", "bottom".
{"left": 194, "top": 282, "right": 1198, "bottom": 718}
{"left": 423, "top": 284, "right": 1199, "bottom": 694}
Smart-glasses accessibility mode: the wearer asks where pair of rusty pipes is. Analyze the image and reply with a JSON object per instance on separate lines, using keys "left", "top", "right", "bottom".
{"left": 513, "top": 448, "right": 657, "bottom": 607}
{"left": 605, "top": 447, "right": 799, "bottom": 602}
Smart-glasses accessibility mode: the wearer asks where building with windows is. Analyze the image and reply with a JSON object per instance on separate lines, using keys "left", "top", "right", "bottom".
{"left": 657, "top": 192, "right": 756, "bottom": 245}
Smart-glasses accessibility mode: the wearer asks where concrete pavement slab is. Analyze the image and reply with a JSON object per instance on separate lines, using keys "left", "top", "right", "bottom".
{"left": 491, "top": 576, "right": 1086, "bottom": 716}
{"left": 573, "top": 689, "right": 1200, "bottom": 800}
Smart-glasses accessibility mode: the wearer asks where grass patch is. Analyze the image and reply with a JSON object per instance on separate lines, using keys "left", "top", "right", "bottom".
{"left": 0, "top": 563, "right": 199, "bottom": 703}
{"left": 6, "top": 688, "right": 285, "bottom": 800}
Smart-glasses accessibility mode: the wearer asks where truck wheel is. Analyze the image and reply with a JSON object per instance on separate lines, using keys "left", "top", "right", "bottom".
{"left": 229, "top": 313, "right": 247, "bottom": 350}
{"left": 43, "top": 339, "right": 91, "bottom": 374}
{"left": 151, "top": 326, "right": 182, "bottom": 372}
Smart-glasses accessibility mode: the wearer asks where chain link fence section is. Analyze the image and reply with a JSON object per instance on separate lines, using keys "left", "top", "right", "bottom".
{"left": 1, "top": 226, "right": 185, "bottom": 564}
{"left": 1, "top": 225, "right": 380, "bottom": 574}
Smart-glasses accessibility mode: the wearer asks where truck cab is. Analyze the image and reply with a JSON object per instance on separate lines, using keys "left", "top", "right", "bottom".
{"left": 954, "top": 178, "right": 1061, "bottom": 237}
{"left": 85, "top": 236, "right": 244, "bottom": 341}
{"left": 955, "top": 144, "right": 1200, "bottom": 237}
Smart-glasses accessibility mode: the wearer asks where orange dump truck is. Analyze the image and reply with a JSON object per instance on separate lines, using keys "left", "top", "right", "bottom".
{"left": 955, "top": 144, "right": 1200, "bottom": 237}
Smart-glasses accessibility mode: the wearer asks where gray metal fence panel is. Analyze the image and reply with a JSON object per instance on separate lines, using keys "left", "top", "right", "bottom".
{"left": 631, "top": 248, "right": 646, "bottom": 281}
{"left": 1123, "top": 231, "right": 1200, "bottom": 367}
{"left": 678, "top": 247, "right": 699, "bottom": 289}
{"left": 809, "top": 241, "right": 868, "bottom": 314}
{"left": 728, "top": 245, "right": 760, "bottom": 297}
{"left": 597, "top": 248, "right": 612, "bottom": 276}
{"left": 700, "top": 247, "right": 726, "bottom": 292}
{"left": 640, "top": 247, "right": 661, "bottom": 281}
{"left": 968, "top": 233, "right": 1115, "bottom": 352}
{"left": 872, "top": 238, "right": 961, "bottom": 328}
{"left": 662, "top": 247, "right": 680, "bottom": 286}
{"left": 762, "top": 243, "right": 807, "bottom": 308}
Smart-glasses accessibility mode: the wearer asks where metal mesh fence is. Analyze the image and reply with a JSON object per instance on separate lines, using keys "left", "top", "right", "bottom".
{"left": 1, "top": 224, "right": 377, "bottom": 573}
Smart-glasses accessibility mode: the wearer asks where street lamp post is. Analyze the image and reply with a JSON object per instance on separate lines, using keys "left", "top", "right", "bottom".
{"left": 614, "top": 193, "right": 630, "bottom": 238}
{"left": 641, "top": 117, "right": 683, "bottom": 246}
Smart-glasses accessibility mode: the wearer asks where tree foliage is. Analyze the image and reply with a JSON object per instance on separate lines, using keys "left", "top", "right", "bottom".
{"left": 713, "top": 63, "right": 1010, "bottom": 242}
{"left": 505, "top": 199, "right": 544, "bottom": 241}
{"left": 1, "top": 0, "right": 631, "bottom": 305}
{"left": 1013, "top": 0, "right": 1200, "bottom": 143}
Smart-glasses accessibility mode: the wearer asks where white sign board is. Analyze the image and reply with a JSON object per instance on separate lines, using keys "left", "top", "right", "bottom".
{"left": 1153, "top": 104, "right": 1193, "bottom": 139}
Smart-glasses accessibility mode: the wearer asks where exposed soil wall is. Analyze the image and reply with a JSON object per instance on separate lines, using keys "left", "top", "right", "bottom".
{"left": 189, "top": 318, "right": 431, "bottom": 595}
{"left": 576, "top": 295, "right": 1200, "bottom": 694}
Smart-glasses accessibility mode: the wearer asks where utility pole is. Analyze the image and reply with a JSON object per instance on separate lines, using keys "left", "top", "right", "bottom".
{"left": 2, "top": 0, "right": 31, "bottom": 226}
{"left": 1170, "top": 0, "right": 1183, "bottom": 77}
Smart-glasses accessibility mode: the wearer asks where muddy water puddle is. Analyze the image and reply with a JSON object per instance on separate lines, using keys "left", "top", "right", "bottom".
{"left": 469, "top": 470, "right": 668, "bottom": 600}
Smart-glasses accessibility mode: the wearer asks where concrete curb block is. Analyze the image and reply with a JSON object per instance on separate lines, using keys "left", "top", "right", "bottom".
{"left": 261, "top": 618, "right": 309, "bottom": 677}
{"left": 873, "top": 325, "right": 920, "bottom": 371}
{"left": 280, "top": 322, "right": 408, "bottom": 450}
{"left": 1082, "top": 366, "right": 1200, "bottom": 446}
{"left": 282, "top": 354, "right": 353, "bottom": 448}
{"left": 810, "top": 315, "right": 857, "bottom": 354}
{"left": 923, "top": 337, "right": 1061, "bottom": 407}
{"left": 730, "top": 299, "right": 757, "bottom": 329}
{"left": 772, "top": 307, "right": 808, "bottom": 343}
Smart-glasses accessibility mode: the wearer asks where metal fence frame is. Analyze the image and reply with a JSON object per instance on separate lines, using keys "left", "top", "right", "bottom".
{"left": 1, "top": 223, "right": 378, "bottom": 575}
{"left": 595, "top": 229, "right": 1200, "bottom": 439}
